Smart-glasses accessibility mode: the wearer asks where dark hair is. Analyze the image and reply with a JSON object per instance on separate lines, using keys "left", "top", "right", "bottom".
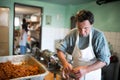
{"left": 22, "top": 18, "right": 26, "bottom": 24}
{"left": 75, "top": 10, "right": 94, "bottom": 24}
{"left": 22, "top": 18, "right": 28, "bottom": 32}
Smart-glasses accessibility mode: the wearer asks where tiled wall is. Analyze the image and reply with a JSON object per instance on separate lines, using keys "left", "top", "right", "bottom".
{"left": 104, "top": 32, "right": 120, "bottom": 60}
{"left": 41, "top": 29, "right": 120, "bottom": 60}
{"left": 41, "top": 27, "right": 69, "bottom": 52}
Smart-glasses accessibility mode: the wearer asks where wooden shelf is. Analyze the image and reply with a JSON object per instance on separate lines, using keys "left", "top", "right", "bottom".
{"left": 27, "top": 21, "right": 40, "bottom": 24}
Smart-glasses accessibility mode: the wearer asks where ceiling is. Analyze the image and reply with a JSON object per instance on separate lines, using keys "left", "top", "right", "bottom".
{"left": 35, "top": 0, "right": 95, "bottom": 5}
{"left": 15, "top": 4, "right": 41, "bottom": 15}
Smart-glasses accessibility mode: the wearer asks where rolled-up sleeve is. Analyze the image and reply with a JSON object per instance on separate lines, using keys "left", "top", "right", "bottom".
{"left": 94, "top": 33, "right": 111, "bottom": 65}
{"left": 56, "top": 30, "right": 76, "bottom": 54}
{"left": 56, "top": 39, "right": 67, "bottom": 53}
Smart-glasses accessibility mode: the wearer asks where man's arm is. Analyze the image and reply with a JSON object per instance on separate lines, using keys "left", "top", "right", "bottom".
{"left": 57, "top": 49, "right": 72, "bottom": 71}
{"left": 72, "top": 60, "right": 106, "bottom": 79}
{"left": 57, "top": 49, "right": 73, "bottom": 79}
{"left": 87, "top": 60, "right": 106, "bottom": 73}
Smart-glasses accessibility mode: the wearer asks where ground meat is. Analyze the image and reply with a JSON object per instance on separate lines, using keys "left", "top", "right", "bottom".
{"left": 0, "top": 61, "right": 44, "bottom": 80}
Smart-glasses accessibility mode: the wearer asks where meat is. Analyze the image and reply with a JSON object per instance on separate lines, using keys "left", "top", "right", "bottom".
{"left": 0, "top": 61, "right": 44, "bottom": 80}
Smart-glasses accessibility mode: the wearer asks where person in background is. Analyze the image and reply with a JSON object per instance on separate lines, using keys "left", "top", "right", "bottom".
{"left": 56, "top": 10, "right": 111, "bottom": 80}
{"left": 19, "top": 18, "right": 28, "bottom": 54}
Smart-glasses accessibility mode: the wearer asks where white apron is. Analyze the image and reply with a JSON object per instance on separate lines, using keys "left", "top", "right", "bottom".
{"left": 72, "top": 31, "right": 101, "bottom": 80}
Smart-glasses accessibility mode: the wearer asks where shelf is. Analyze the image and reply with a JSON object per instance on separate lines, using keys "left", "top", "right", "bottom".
{"left": 27, "top": 21, "right": 40, "bottom": 24}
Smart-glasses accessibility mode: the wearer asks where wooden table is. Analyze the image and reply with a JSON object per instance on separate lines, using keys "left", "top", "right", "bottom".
{"left": 44, "top": 71, "right": 61, "bottom": 80}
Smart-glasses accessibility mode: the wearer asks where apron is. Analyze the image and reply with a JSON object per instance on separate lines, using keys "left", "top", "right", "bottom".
{"left": 72, "top": 31, "right": 101, "bottom": 80}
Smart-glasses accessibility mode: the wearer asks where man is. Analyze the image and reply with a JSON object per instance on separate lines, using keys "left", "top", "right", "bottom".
{"left": 56, "top": 10, "right": 111, "bottom": 80}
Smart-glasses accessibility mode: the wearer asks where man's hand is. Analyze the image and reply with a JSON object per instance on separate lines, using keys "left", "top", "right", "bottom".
{"left": 72, "top": 66, "right": 87, "bottom": 79}
{"left": 63, "top": 62, "right": 73, "bottom": 73}
{"left": 62, "top": 62, "right": 73, "bottom": 79}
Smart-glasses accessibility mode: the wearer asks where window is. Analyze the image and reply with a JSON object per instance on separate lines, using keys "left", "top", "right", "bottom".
{"left": 15, "top": 17, "right": 20, "bottom": 29}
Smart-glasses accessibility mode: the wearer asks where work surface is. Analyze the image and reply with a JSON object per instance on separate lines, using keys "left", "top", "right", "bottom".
{"left": 44, "top": 72, "right": 61, "bottom": 80}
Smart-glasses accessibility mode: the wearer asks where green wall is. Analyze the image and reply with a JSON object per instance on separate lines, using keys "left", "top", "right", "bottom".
{"left": 0, "top": 0, "right": 66, "bottom": 55}
{"left": 66, "top": 1, "right": 120, "bottom": 32}
{"left": 0, "top": 0, "right": 14, "bottom": 56}
{"left": 0, "top": 0, "right": 120, "bottom": 55}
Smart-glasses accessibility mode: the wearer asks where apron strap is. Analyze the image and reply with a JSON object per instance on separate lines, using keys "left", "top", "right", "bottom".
{"left": 89, "top": 30, "right": 92, "bottom": 46}
{"left": 75, "top": 31, "right": 79, "bottom": 45}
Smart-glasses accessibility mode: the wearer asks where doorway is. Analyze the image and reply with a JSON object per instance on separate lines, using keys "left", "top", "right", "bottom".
{"left": 0, "top": 7, "right": 9, "bottom": 56}
{"left": 14, "top": 3, "right": 43, "bottom": 55}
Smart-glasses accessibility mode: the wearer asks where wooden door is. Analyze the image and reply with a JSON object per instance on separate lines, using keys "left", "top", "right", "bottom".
{"left": 0, "top": 7, "right": 9, "bottom": 56}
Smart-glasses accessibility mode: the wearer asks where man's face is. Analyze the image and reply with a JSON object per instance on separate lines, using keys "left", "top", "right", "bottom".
{"left": 76, "top": 20, "right": 92, "bottom": 37}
